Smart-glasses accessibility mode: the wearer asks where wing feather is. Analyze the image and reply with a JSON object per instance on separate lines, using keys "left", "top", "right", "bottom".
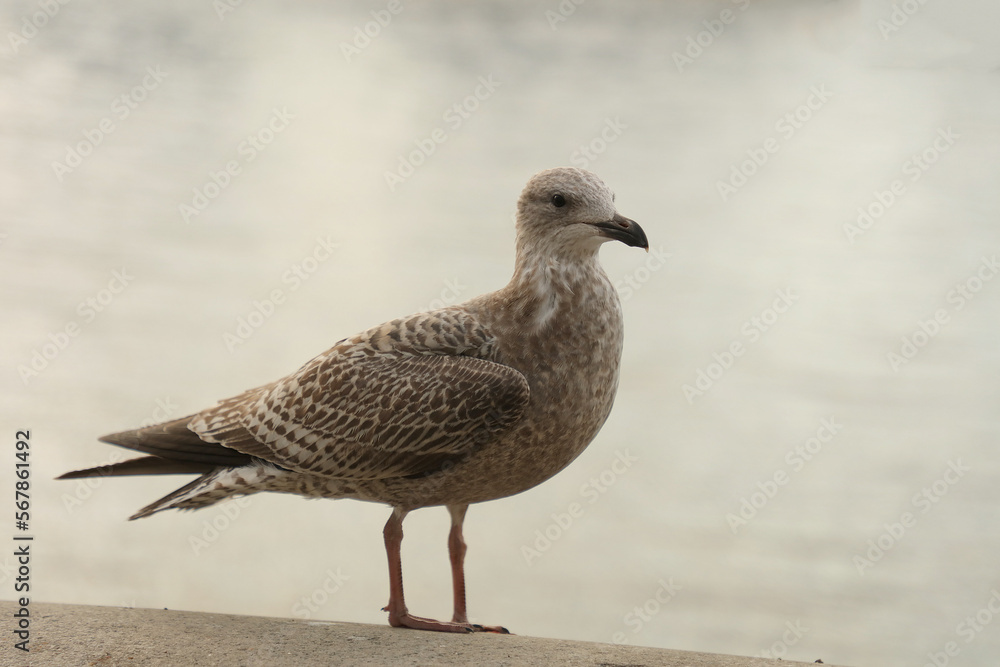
{"left": 98, "top": 417, "right": 255, "bottom": 468}
{"left": 189, "top": 310, "right": 530, "bottom": 480}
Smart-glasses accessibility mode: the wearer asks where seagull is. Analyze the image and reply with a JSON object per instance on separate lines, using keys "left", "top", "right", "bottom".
{"left": 60, "top": 167, "right": 649, "bottom": 633}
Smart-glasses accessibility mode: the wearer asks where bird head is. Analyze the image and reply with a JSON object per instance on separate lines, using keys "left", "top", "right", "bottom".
{"left": 515, "top": 167, "right": 648, "bottom": 258}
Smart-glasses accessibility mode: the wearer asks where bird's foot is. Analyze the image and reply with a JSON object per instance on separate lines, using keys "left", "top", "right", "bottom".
{"left": 468, "top": 623, "right": 511, "bottom": 634}
{"left": 452, "top": 613, "right": 510, "bottom": 634}
{"left": 384, "top": 609, "right": 509, "bottom": 634}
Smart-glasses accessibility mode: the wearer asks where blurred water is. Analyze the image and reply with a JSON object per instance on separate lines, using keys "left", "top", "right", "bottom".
{"left": 3, "top": 1, "right": 1000, "bottom": 665}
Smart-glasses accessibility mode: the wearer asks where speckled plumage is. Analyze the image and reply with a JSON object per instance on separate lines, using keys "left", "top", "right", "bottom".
{"left": 60, "top": 166, "right": 649, "bottom": 632}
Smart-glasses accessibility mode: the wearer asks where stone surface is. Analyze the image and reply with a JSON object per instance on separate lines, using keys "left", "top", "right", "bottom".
{"left": 2, "top": 601, "right": 842, "bottom": 667}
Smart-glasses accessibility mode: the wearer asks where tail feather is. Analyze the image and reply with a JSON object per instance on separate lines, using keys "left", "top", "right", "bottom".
{"left": 128, "top": 474, "right": 218, "bottom": 520}
{"left": 128, "top": 463, "right": 279, "bottom": 520}
{"left": 99, "top": 416, "right": 254, "bottom": 468}
{"left": 57, "top": 455, "right": 214, "bottom": 479}
{"left": 60, "top": 415, "right": 272, "bottom": 520}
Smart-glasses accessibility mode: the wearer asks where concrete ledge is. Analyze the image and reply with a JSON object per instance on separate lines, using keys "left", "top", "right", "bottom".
{"left": 3, "top": 601, "right": 838, "bottom": 666}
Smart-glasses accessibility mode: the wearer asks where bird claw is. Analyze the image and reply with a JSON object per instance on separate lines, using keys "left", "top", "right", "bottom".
{"left": 386, "top": 611, "right": 510, "bottom": 634}
{"left": 472, "top": 623, "right": 511, "bottom": 634}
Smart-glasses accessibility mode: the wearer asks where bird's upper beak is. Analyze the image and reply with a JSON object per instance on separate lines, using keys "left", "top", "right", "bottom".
{"left": 591, "top": 213, "right": 649, "bottom": 251}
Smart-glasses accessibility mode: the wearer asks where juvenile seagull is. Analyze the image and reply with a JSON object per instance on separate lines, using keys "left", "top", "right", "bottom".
{"left": 60, "top": 167, "right": 648, "bottom": 633}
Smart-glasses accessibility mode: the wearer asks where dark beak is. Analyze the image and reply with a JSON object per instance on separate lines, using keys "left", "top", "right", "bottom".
{"left": 592, "top": 213, "right": 649, "bottom": 251}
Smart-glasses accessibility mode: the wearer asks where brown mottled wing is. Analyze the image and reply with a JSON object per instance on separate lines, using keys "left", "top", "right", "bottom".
{"left": 190, "top": 314, "right": 529, "bottom": 480}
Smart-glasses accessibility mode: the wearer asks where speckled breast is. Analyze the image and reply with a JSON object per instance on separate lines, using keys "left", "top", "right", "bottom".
{"left": 383, "top": 265, "right": 626, "bottom": 508}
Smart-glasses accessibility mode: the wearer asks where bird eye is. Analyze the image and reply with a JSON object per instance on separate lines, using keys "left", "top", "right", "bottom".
{"left": 551, "top": 194, "right": 566, "bottom": 208}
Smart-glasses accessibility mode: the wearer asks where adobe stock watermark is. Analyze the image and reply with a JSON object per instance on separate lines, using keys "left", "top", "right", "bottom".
{"left": 615, "top": 246, "right": 671, "bottom": 304}
{"left": 946, "top": 255, "right": 999, "bottom": 312}
{"left": 570, "top": 117, "right": 626, "bottom": 169}
{"left": 214, "top": 0, "right": 246, "bottom": 21}
{"left": 682, "top": 288, "right": 798, "bottom": 403}
{"left": 223, "top": 235, "right": 339, "bottom": 352}
{"left": 7, "top": 0, "right": 72, "bottom": 56}
{"left": 717, "top": 84, "right": 832, "bottom": 202}
{"left": 844, "top": 127, "right": 959, "bottom": 243}
{"left": 51, "top": 65, "right": 168, "bottom": 182}
{"left": 610, "top": 578, "right": 682, "bottom": 645}
{"left": 61, "top": 397, "right": 179, "bottom": 514}
{"left": 383, "top": 75, "right": 501, "bottom": 192}
{"left": 726, "top": 417, "right": 843, "bottom": 534}
{"left": 17, "top": 268, "right": 135, "bottom": 386}
{"left": 886, "top": 254, "right": 997, "bottom": 372}
{"left": 877, "top": 0, "right": 931, "bottom": 40}
{"left": 291, "top": 567, "right": 351, "bottom": 619}
{"left": 545, "top": 0, "right": 586, "bottom": 31}
{"left": 673, "top": 0, "right": 751, "bottom": 73}
{"left": 419, "top": 278, "right": 466, "bottom": 313}
{"left": 0, "top": 556, "right": 19, "bottom": 588}
{"left": 853, "top": 459, "right": 970, "bottom": 576}
{"left": 189, "top": 496, "right": 253, "bottom": 556}
{"left": 520, "top": 449, "right": 638, "bottom": 567}
{"left": 179, "top": 107, "right": 295, "bottom": 223}
{"left": 339, "top": 0, "right": 405, "bottom": 62}
{"left": 923, "top": 590, "right": 1000, "bottom": 667}
{"left": 757, "top": 620, "right": 810, "bottom": 660}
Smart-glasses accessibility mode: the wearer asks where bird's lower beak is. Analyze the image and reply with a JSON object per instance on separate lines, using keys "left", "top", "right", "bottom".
{"left": 592, "top": 213, "right": 649, "bottom": 251}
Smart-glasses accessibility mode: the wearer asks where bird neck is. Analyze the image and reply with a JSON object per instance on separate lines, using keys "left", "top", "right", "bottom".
{"left": 511, "top": 233, "right": 602, "bottom": 283}
{"left": 501, "top": 238, "right": 612, "bottom": 333}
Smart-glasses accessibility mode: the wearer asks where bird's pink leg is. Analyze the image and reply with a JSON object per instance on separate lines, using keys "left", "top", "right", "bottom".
{"left": 447, "top": 504, "right": 509, "bottom": 634}
{"left": 448, "top": 504, "right": 470, "bottom": 623}
{"left": 381, "top": 507, "right": 472, "bottom": 632}
{"left": 381, "top": 506, "right": 508, "bottom": 633}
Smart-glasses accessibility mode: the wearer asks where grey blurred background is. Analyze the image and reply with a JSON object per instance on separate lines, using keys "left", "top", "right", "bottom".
{"left": 3, "top": 1, "right": 999, "bottom": 665}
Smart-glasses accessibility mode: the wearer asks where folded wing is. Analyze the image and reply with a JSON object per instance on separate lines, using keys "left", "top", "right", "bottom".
{"left": 192, "top": 352, "right": 530, "bottom": 479}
